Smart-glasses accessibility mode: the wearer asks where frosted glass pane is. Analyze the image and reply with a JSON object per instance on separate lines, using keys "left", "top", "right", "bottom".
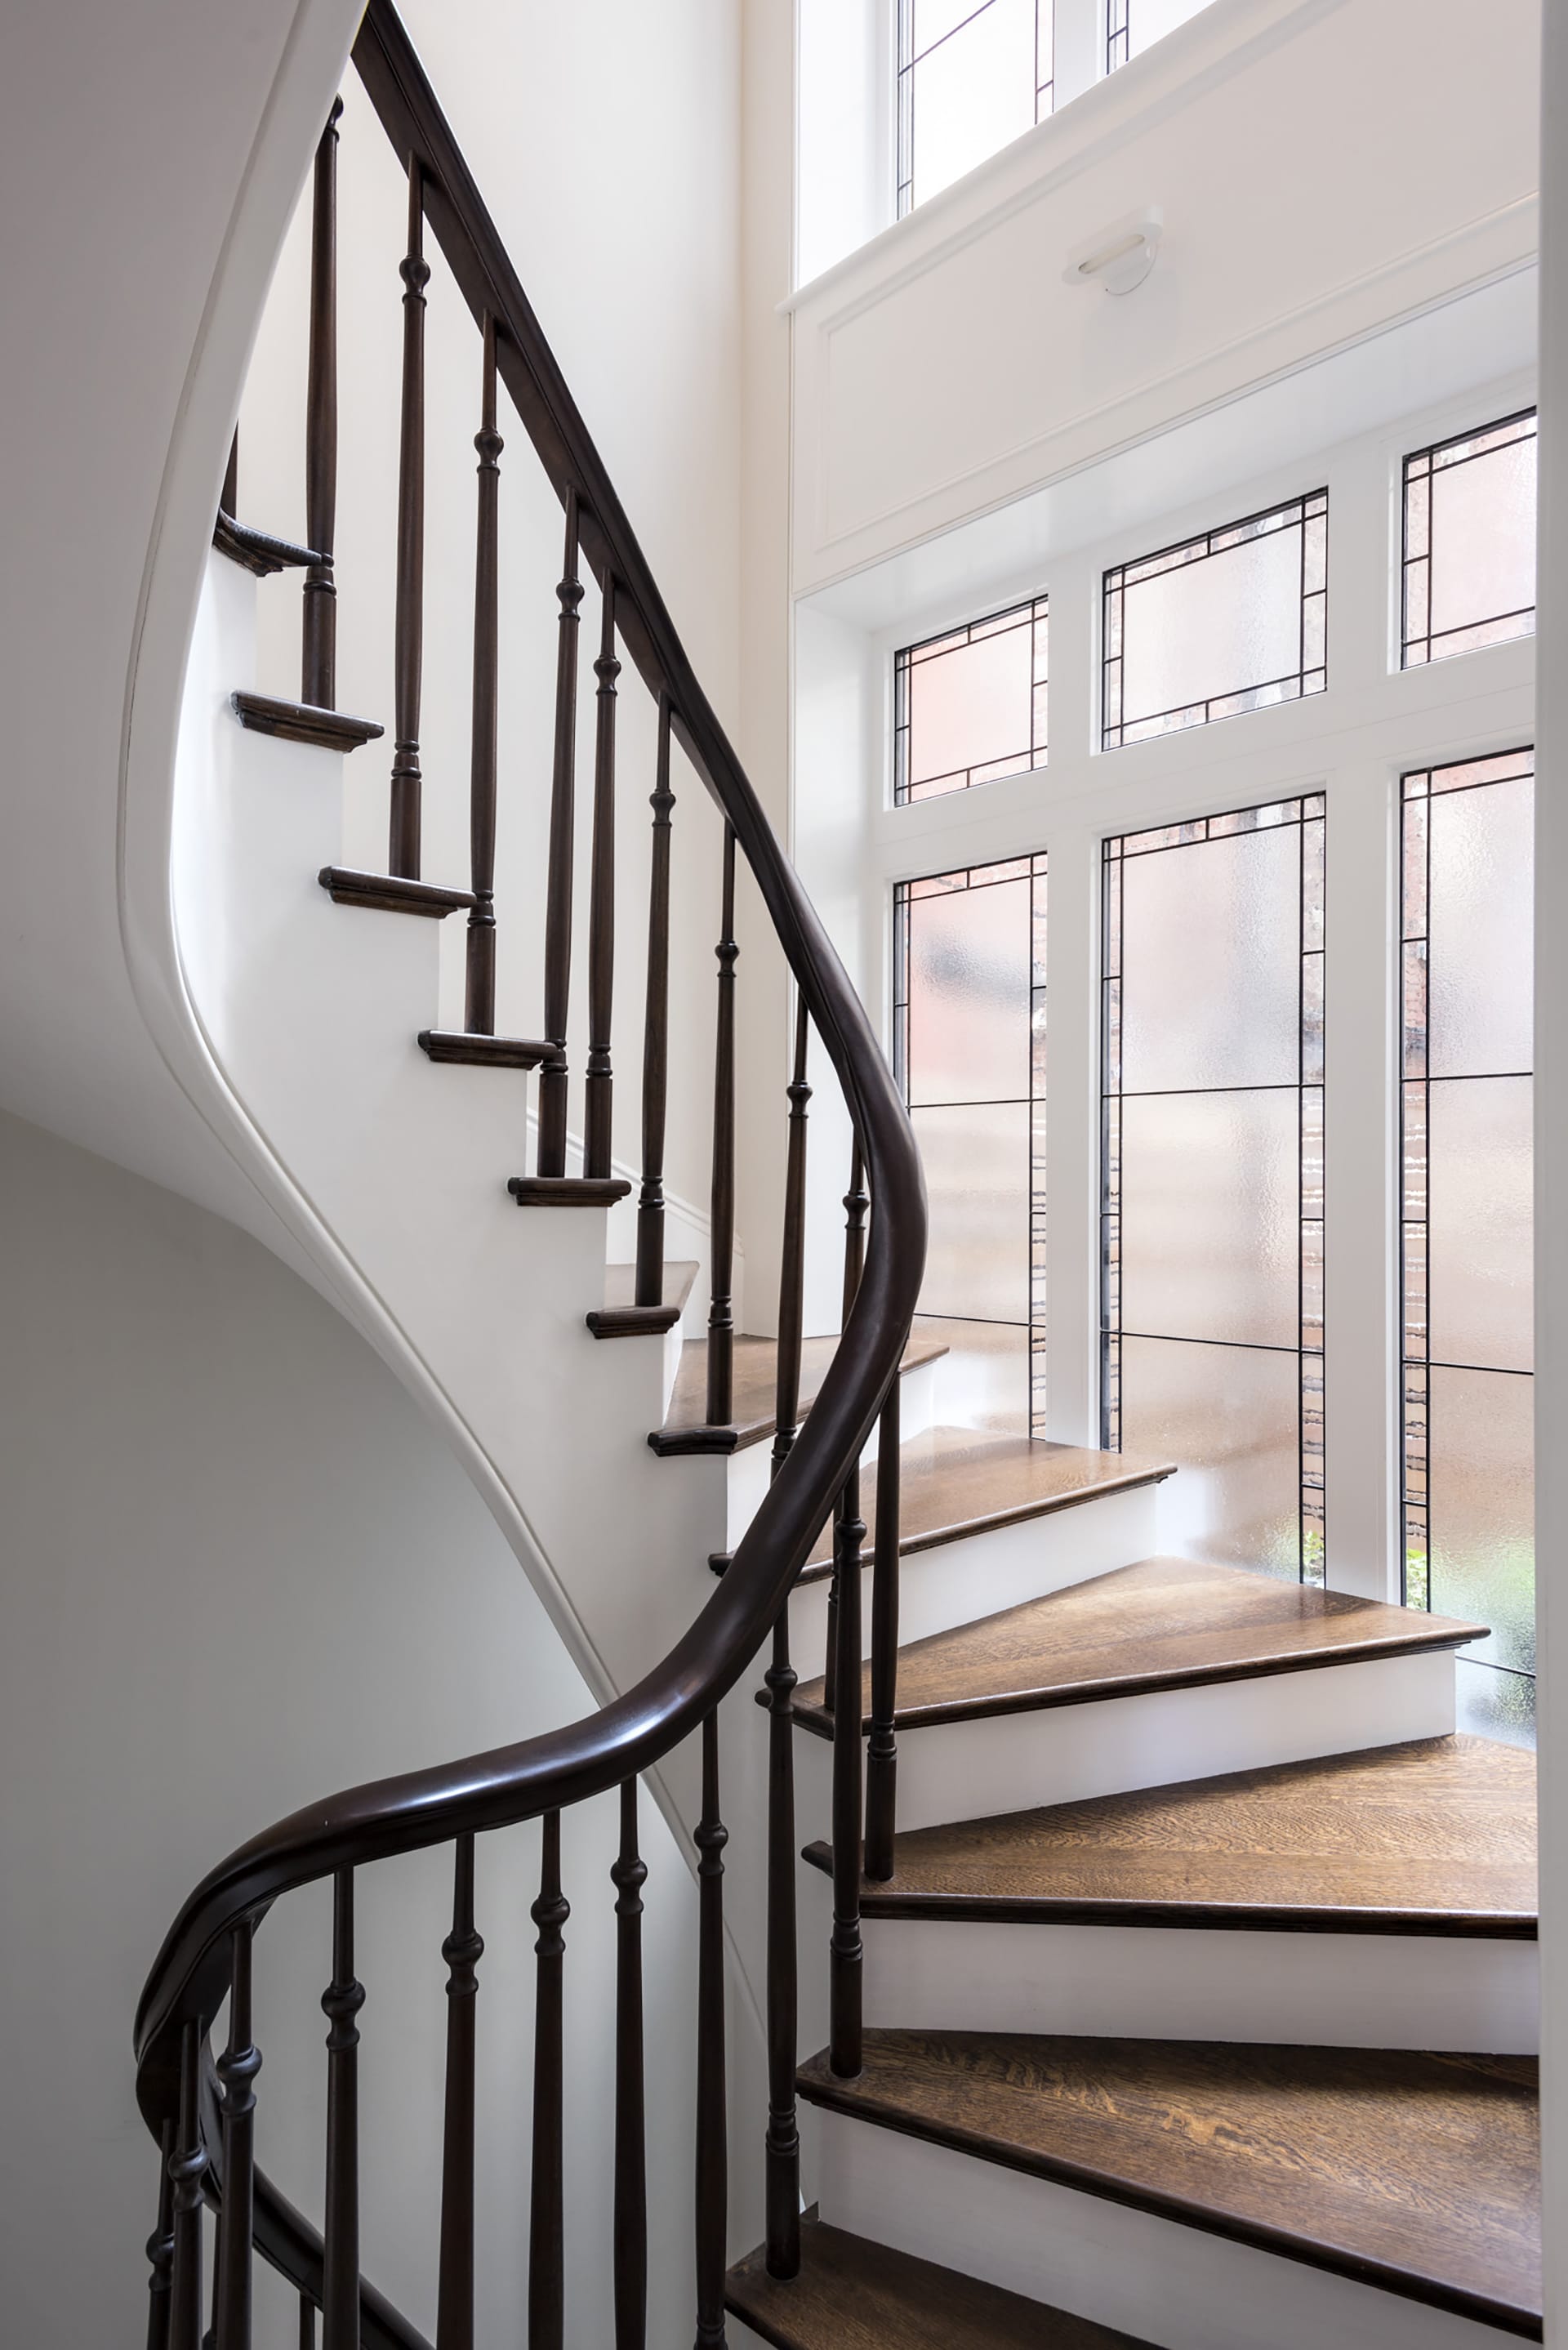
{"left": 1120, "top": 826, "right": 1300, "bottom": 1091}
{"left": 909, "top": 622, "right": 1034, "bottom": 791}
{"left": 1429, "top": 434, "right": 1536, "bottom": 641}
{"left": 1120, "top": 526, "right": 1302, "bottom": 732}
{"left": 913, "top": 1101, "right": 1029, "bottom": 1322}
{"left": 911, "top": 1313, "right": 1028, "bottom": 1436}
{"left": 907, "top": 876, "right": 1031, "bottom": 1106}
{"left": 1120, "top": 1090, "right": 1298, "bottom": 1349}
{"left": 1428, "top": 1077, "right": 1534, "bottom": 1374}
{"left": 1454, "top": 1657, "right": 1535, "bottom": 1748}
{"left": 1428, "top": 774, "right": 1534, "bottom": 1077}
{"left": 911, "top": 0, "right": 1036, "bottom": 207}
{"left": 1125, "top": 0, "right": 1211, "bottom": 60}
{"left": 1429, "top": 1365, "right": 1535, "bottom": 1673}
{"left": 1120, "top": 1335, "right": 1300, "bottom": 1576}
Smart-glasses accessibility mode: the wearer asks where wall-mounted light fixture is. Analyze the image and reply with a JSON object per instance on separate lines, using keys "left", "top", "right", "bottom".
{"left": 1063, "top": 206, "right": 1163, "bottom": 296}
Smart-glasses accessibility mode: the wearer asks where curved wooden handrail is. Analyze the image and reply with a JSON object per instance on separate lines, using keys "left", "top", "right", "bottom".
{"left": 135, "top": 0, "right": 926, "bottom": 2306}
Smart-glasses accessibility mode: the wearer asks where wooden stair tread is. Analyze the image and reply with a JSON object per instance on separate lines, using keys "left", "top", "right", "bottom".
{"left": 726, "top": 2215, "right": 1152, "bottom": 2348}
{"left": 418, "top": 1028, "right": 552, "bottom": 1068}
{"left": 804, "top": 1735, "right": 1536, "bottom": 1935}
{"left": 234, "top": 691, "right": 384, "bottom": 751}
{"left": 800, "top": 1427, "right": 1174, "bottom": 1582}
{"left": 506, "top": 1175, "right": 630, "bottom": 1208}
{"left": 318, "top": 866, "right": 474, "bottom": 916}
{"left": 652, "top": 1331, "right": 947, "bottom": 1456}
{"left": 792, "top": 1558, "right": 1487, "bottom": 1737}
{"left": 588, "top": 1260, "right": 700, "bottom": 1337}
{"left": 797, "top": 2032, "right": 1540, "bottom": 2336}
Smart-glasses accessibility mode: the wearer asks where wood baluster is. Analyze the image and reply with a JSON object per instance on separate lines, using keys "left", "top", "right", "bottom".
{"left": 864, "top": 1374, "right": 902, "bottom": 1881}
{"left": 145, "top": 2119, "right": 176, "bottom": 2350}
{"left": 301, "top": 99, "right": 341, "bottom": 708}
{"left": 528, "top": 1812, "right": 568, "bottom": 2350}
{"left": 214, "top": 1923, "right": 261, "bottom": 2350}
{"left": 822, "top": 1141, "right": 868, "bottom": 1712}
{"left": 584, "top": 583, "right": 620, "bottom": 1178}
{"left": 612, "top": 1780, "right": 648, "bottom": 2349}
{"left": 537, "top": 493, "right": 582, "bottom": 1179}
{"left": 220, "top": 431, "right": 239, "bottom": 521}
{"left": 465, "top": 314, "right": 502, "bottom": 1036}
{"left": 437, "top": 1835, "right": 483, "bottom": 2350}
{"left": 635, "top": 697, "right": 675, "bottom": 1306}
{"left": 705, "top": 827, "right": 737, "bottom": 1428}
{"left": 168, "top": 2020, "right": 208, "bottom": 2350}
{"left": 829, "top": 1460, "right": 866, "bottom": 2079}
{"left": 320, "top": 1869, "right": 363, "bottom": 2350}
{"left": 388, "top": 160, "right": 429, "bottom": 879}
{"left": 693, "top": 1713, "right": 728, "bottom": 2349}
{"left": 297, "top": 2301, "right": 316, "bottom": 2350}
{"left": 762, "top": 994, "right": 810, "bottom": 2278}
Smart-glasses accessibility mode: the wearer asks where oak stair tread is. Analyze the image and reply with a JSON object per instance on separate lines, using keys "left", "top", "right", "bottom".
{"left": 318, "top": 866, "right": 475, "bottom": 916}
{"left": 418, "top": 1028, "right": 552, "bottom": 1068}
{"left": 651, "top": 1330, "right": 947, "bottom": 1457}
{"left": 588, "top": 1260, "right": 700, "bottom": 1338}
{"left": 506, "top": 1175, "right": 631, "bottom": 1208}
{"left": 234, "top": 691, "right": 384, "bottom": 751}
{"left": 803, "top": 1734, "right": 1536, "bottom": 1936}
{"left": 800, "top": 1427, "right": 1174, "bottom": 1584}
{"left": 796, "top": 2031, "right": 1541, "bottom": 2337}
{"left": 725, "top": 2214, "right": 1153, "bottom": 2348}
{"left": 791, "top": 1557, "right": 1487, "bottom": 1737}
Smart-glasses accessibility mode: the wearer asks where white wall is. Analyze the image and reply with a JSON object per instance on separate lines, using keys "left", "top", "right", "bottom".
{"left": 0, "top": 1107, "right": 702, "bottom": 2348}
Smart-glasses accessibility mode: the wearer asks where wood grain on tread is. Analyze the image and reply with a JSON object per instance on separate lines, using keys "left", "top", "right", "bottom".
{"left": 791, "top": 1557, "right": 1487, "bottom": 1737}
{"left": 726, "top": 2215, "right": 1154, "bottom": 2348}
{"left": 653, "top": 1330, "right": 947, "bottom": 1455}
{"left": 802, "top": 1735, "right": 1536, "bottom": 1935}
{"left": 798, "top": 1427, "right": 1174, "bottom": 1584}
{"left": 797, "top": 2033, "right": 1541, "bottom": 2336}
{"left": 588, "top": 1260, "right": 699, "bottom": 1338}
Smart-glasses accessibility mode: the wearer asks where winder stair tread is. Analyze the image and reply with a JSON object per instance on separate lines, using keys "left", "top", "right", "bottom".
{"left": 725, "top": 2214, "right": 1154, "bottom": 2348}
{"left": 797, "top": 2032, "right": 1541, "bottom": 2336}
{"left": 799, "top": 1427, "right": 1174, "bottom": 1582}
{"left": 652, "top": 1330, "right": 947, "bottom": 1455}
{"left": 791, "top": 1556, "right": 1487, "bottom": 1735}
{"left": 804, "top": 1733, "right": 1536, "bottom": 1934}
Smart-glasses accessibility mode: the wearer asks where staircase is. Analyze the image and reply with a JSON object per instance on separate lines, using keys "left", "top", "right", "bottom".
{"left": 137, "top": 7, "right": 1540, "bottom": 2347}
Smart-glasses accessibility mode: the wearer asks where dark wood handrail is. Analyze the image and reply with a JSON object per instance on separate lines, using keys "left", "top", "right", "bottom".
{"left": 136, "top": 0, "right": 926, "bottom": 2300}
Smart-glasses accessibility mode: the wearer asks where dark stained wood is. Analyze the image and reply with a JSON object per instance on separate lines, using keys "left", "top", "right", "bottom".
{"left": 635, "top": 696, "right": 675, "bottom": 1304}
{"left": 301, "top": 101, "right": 341, "bottom": 707}
{"left": 725, "top": 2215, "right": 1156, "bottom": 2348}
{"left": 863, "top": 1374, "right": 901, "bottom": 1882}
{"left": 464, "top": 314, "right": 501, "bottom": 1035}
{"left": 588, "top": 1302, "right": 684, "bottom": 1339}
{"left": 693, "top": 1714, "right": 728, "bottom": 2348}
{"left": 808, "top": 1734, "right": 1538, "bottom": 1935}
{"left": 233, "top": 693, "right": 383, "bottom": 752}
{"left": 764, "top": 1606, "right": 800, "bottom": 2278}
{"left": 168, "top": 2022, "right": 207, "bottom": 2350}
{"left": 705, "top": 827, "right": 738, "bottom": 1427}
{"left": 791, "top": 1557, "right": 1490, "bottom": 1739}
{"left": 585, "top": 583, "right": 621, "bottom": 1178}
{"left": 417, "top": 1029, "right": 550, "bottom": 1068}
{"left": 829, "top": 1467, "right": 865, "bottom": 2076}
{"left": 800, "top": 1426, "right": 1175, "bottom": 1581}
{"left": 795, "top": 2031, "right": 1542, "bottom": 2337}
{"left": 528, "top": 1813, "right": 568, "bottom": 2350}
{"left": 212, "top": 514, "right": 323, "bottom": 576}
{"left": 506, "top": 1175, "right": 631, "bottom": 1209}
{"left": 145, "top": 2119, "right": 176, "bottom": 2350}
{"left": 318, "top": 867, "right": 473, "bottom": 916}
{"left": 319, "top": 1870, "right": 363, "bottom": 2350}
{"left": 297, "top": 2299, "right": 316, "bottom": 2350}
{"left": 612, "top": 1781, "right": 648, "bottom": 2349}
{"left": 222, "top": 430, "right": 239, "bottom": 517}
{"left": 771, "top": 999, "right": 812, "bottom": 1481}
{"left": 214, "top": 1921, "right": 260, "bottom": 2350}
{"left": 436, "top": 1835, "right": 481, "bottom": 2350}
{"left": 588, "top": 1260, "right": 698, "bottom": 1339}
{"left": 537, "top": 490, "right": 582, "bottom": 1180}
{"left": 653, "top": 1331, "right": 947, "bottom": 1458}
{"left": 389, "top": 160, "right": 429, "bottom": 879}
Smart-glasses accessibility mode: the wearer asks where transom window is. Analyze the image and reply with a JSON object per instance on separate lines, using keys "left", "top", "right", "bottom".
{"left": 893, "top": 595, "right": 1049, "bottom": 805}
{"left": 1401, "top": 409, "right": 1537, "bottom": 667}
{"left": 897, "top": 0, "right": 1054, "bottom": 216}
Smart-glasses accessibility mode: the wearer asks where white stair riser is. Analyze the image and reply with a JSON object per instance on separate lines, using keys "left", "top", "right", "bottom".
{"left": 787, "top": 1479, "right": 1163, "bottom": 1679}
{"left": 793, "top": 1647, "right": 1458, "bottom": 1830}
{"left": 722, "top": 1354, "right": 943, "bottom": 1551}
{"left": 859, "top": 1915, "right": 1539, "bottom": 2052}
{"left": 808, "top": 2110, "right": 1515, "bottom": 2350}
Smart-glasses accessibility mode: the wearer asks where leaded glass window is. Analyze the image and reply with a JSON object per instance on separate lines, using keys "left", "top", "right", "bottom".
{"left": 894, "top": 595, "right": 1049, "bottom": 805}
{"left": 1107, "top": 0, "right": 1216, "bottom": 71}
{"left": 1401, "top": 411, "right": 1537, "bottom": 668}
{"left": 1102, "top": 797, "right": 1325, "bottom": 1579}
{"left": 1102, "top": 492, "right": 1327, "bottom": 750}
{"left": 897, "top": 0, "right": 1054, "bottom": 217}
{"left": 894, "top": 854, "right": 1048, "bottom": 1432}
{"left": 1401, "top": 749, "right": 1535, "bottom": 1742}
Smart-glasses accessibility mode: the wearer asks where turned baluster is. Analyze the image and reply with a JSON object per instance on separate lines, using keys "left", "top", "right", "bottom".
{"left": 145, "top": 2119, "right": 176, "bottom": 2350}
{"left": 297, "top": 2302, "right": 316, "bottom": 2350}
{"left": 320, "top": 1870, "right": 363, "bottom": 2350}
{"left": 693, "top": 1714, "right": 728, "bottom": 2348}
{"left": 864, "top": 1374, "right": 902, "bottom": 1881}
{"left": 635, "top": 698, "right": 675, "bottom": 1306}
{"left": 829, "top": 1462, "right": 866, "bottom": 2079}
{"left": 705, "top": 828, "right": 737, "bottom": 1427}
{"left": 388, "top": 160, "right": 429, "bottom": 878}
{"left": 465, "top": 314, "right": 502, "bottom": 1035}
{"left": 584, "top": 583, "right": 621, "bottom": 1178}
{"left": 822, "top": 1140, "right": 869, "bottom": 1708}
{"left": 529, "top": 1813, "right": 568, "bottom": 2350}
{"left": 301, "top": 100, "right": 341, "bottom": 708}
{"left": 167, "top": 2020, "right": 208, "bottom": 2350}
{"left": 612, "top": 1781, "right": 648, "bottom": 2349}
{"left": 537, "top": 493, "right": 582, "bottom": 1179}
{"left": 437, "top": 1835, "right": 483, "bottom": 2350}
{"left": 214, "top": 1922, "right": 261, "bottom": 2350}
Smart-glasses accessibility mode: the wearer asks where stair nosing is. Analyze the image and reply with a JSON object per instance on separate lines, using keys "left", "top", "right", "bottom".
{"left": 234, "top": 691, "right": 384, "bottom": 751}
{"left": 418, "top": 1028, "right": 552, "bottom": 1069}
{"left": 318, "top": 865, "right": 474, "bottom": 914}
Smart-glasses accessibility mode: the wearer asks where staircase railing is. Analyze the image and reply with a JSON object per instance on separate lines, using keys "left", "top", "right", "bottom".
{"left": 137, "top": 7, "right": 924, "bottom": 2346}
